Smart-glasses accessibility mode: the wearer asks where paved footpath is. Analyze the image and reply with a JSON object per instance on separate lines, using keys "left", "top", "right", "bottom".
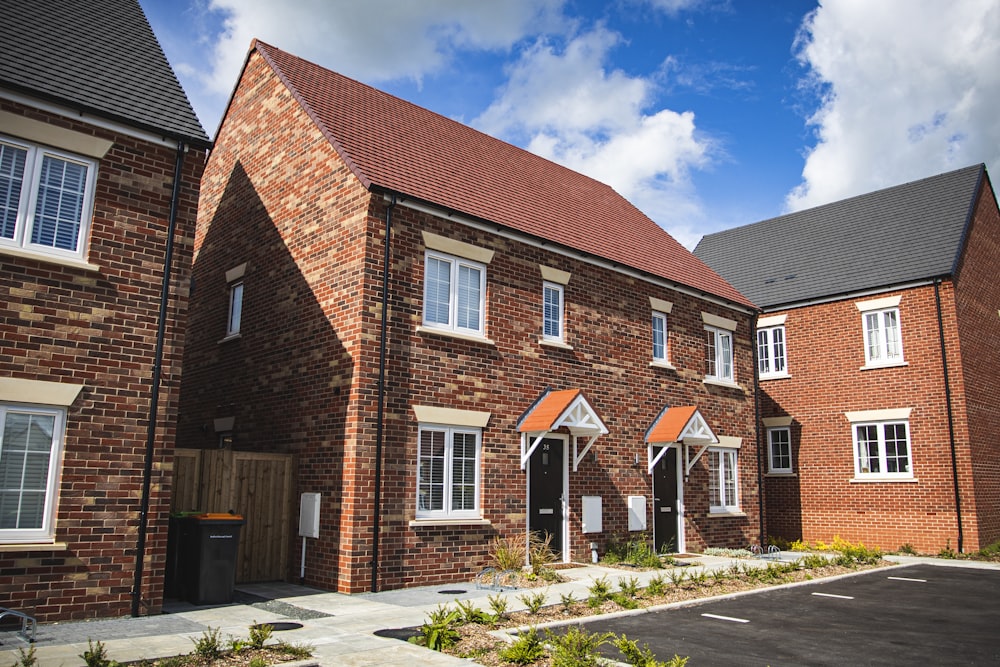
{"left": 1, "top": 555, "right": 986, "bottom": 666}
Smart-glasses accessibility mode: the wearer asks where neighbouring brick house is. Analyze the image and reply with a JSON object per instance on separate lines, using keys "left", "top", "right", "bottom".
{"left": 695, "top": 164, "right": 1000, "bottom": 554}
{"left": 178, "top": 40, "right": 761, "bottom": 595}
{"left": 0, "top": 0, "right": 210, "bottom": 620}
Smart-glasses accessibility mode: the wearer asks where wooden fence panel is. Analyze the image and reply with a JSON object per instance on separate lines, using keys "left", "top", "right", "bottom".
{"left": 172, "top": 449, "right": 294, "bottom": 583}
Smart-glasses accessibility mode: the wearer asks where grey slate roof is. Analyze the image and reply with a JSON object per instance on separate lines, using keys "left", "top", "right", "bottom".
{"left": 693, "top": 164, "right": 987, "bottom": 309}
{"left": 1, "top": 0, "right": 209, "bottom": 146}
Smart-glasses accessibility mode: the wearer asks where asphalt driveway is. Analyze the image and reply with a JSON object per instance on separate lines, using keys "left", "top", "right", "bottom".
{"left": 574, "top": 564, "right": 1000, "bottom": 666}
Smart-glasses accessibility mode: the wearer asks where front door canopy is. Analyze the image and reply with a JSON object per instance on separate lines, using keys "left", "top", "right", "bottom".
{"left": 518, "top": 388, "right": 608, "bottom": 471}
{"left": 645, "top": 405, "right": 719, "bottom": 474}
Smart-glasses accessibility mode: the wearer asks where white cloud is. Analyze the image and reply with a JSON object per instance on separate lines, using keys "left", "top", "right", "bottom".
{"left": 788, "top": 0, "right": 1000, "bottom": 211}
{"left": 176, "top": 0, "right": 564, "bottom": 132}
{"left": 475, "top": 26, "right": 715, "bottom": 245}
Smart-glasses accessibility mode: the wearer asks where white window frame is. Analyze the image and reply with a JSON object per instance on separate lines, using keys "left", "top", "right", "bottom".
{"left": 767, "top": 426, "right": 792, "bottom": 474}
{"left": 852, "top": 420, "right": 913, "bottom": 480}
{"left": 416, "top": 424, "right": 482, "bottom": 520}
{"left": 704, "top": 326, "right": 734, "bottom": 383}
{"left": 757, "top": 325, "right": 787, "bottom": 378}
{"left": 542, "top": 281, "right": 564, "bottom": 342}
{"left": 0, "top": 135, "right": 97, "bottom": 262}
{"left": 0, "top": 403, "right": 67, "bottom": 543}
{"left": 856, "top": 297, "right": 905, "bottom": 369}
{"left": 422, "top": 250, "right": 486, "bottom": 336}
{"left": 708, "top": 448, "right": 739, "bottom": 512}
{"left": 652, "top": 311, "right": 668, "bottom": 364}
{"left": 227, "top": 281, "right": 244, "bottom": 336}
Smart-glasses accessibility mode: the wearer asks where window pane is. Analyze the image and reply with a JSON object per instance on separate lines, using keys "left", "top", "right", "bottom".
{"left": 884, "top": 423, "right": 909, "bottom": 473}
{"left": 0, "top": 143, "right": 27, "bottom": 240}
{"left": 652, "top": 314, "right": 665, "bottom": 360}
{"left": 708, "top": 451, "right": 720, "bottom": 506}
{"left": 723, "top": 451, "right": 737, "bottom": 506}
{"left": 31, "top": 155, "right": 87, "bottom": 251}
{"left": 456, "top": 264, "right": 481, "bottom": 330}
{"left": 418, "top": 430, "right": 446, "bottom": 511}
{"left": 866, "top": 313, "right": 881, "bottom": 361}
{"left": 424, "top": 257, "right": 451, "bottom": 325}
{"left": 451, "top": 432, "right": 477, "bottom": 511}
{"left": 705, "top": 330, "right": 716, "bottom": 377}
{"left": 228, "top": 283, "right": 244, "bottom": 334}
{"left": 757, "top": 330, "right": 770, "bottom": 374}
{"left": 543, "top": 285, "right": 561, "bottom": 338}
{"left": 0, "top": 412, "right": 55, "bottom": 530}
{"left": 772, "top": 327, "right": 785, "bottom": 373}
{"left": 856, "top": 425, "right": 879, "bottom": 473}
{"left": 883, "top": 310, "right": 900, "bottom": 359}
{"left": 719, "top": 332, "right": 733, "bottom": 379}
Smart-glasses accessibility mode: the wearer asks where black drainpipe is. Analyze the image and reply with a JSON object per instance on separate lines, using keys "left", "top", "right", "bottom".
{"left": 934, "top": 278, "right": 964, "bottom": 553}
{"left": 132, "top": 141, "right": 186, "bottom": 616}
{"left": 750, "top": 312, "right": 766, "bottom": 547}
{"left": 371, "top": 194, "right": 396, "bottom": 592}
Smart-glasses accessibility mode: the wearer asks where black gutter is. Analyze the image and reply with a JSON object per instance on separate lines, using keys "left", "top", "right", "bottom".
{"left": 934, "top": 278, "right": 964, "bottom": 553}
{"left": 750, "top": 312, "right": 766, "bottom": 547}
{"left": 371, "top": 194, "right": 396, "bottom": 593}
{"left": 132, "top": 141, "right": 186, "bottom": 616}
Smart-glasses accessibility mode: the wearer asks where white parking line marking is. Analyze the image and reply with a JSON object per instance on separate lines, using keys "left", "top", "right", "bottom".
{"left": 887, "top": 576, "right": 927, "bottom": 582}
{"left": 702, "top": 613, "right": 750, "bottom": 623}
{"left": 812, "top": 592, "right": 854, "bottom": 599}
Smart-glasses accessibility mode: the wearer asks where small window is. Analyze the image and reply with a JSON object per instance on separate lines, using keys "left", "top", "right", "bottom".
{"left": 416, "top": 425, "right": 481, "bottom": 519}
{"left": 767, "top": 427, "right": 792, "bottom": 473}
{"left": 1, "top": 136, "right": 97, "bottom": 261}
{"left": 708, "top": 448, "right": 739, "bottom": 512}
{"left": 542, "top": 281, "right": 564, "bottom": 342}
{"left": 652, "top": 311, "right": 668, "bottom": 363}
{"left": 705, "top": 326, "right": 734, "bottom": 382}
{"left": 853, "top": 420, "right": 912, "bottom": 479}
{"left": 227, "top": 281, "right": 244, "bottom": 336}
{"left": 0, "top": 403, "right": 66, "bottom": 543}
{"left": 862, "top": 308, "right": 903, "bottom": 366}
{"left": 757, "top": 326, "right": 786, "bottom": 377}
{"left": 423, "top": 251, "right": 486, "bottom": 336}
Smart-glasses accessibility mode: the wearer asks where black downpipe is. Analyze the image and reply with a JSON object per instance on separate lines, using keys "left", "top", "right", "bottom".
{"left": 934, "top": 279, "right": 964, "bottom": 553}
{"left": 132, "top": 141, "right": 186, "bottom": 616}
{"left": 371, "top": 194, "right": 396, "bottom": 592}
{"left": 750, "top": 313, "right": 766, "bottom": 547}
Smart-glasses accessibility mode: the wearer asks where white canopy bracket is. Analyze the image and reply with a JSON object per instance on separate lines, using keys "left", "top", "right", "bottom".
{"left": 573, "top": 435, "right": 599, "bottom": 472}
{"left": 647, "top": 444, "right": 673, "bottom": 474}
{"left": 685, "top": 443, "right": 711, "bottom": 477}
{"left": 521, "top": 433, "right": 547, "bottom": 470}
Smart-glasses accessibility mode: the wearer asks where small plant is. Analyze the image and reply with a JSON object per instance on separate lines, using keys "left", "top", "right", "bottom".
{"left": 939, "top": 540, "right": 958, "bottom": 559}
{"left": 614, "top": 634, "right": 689, "bottom": 666}
{"left": 455, "top": 598, "right": 492, "bottom": 624}
{"left": 618, "top": 576, "right": 640, "bottom": 598}
{"left": 789, "top": 539, "right": 809, "bottom": 551}
{"left": 248, "top": 621, "right": 273, "bottom": 648}
{"left": 80, "top": 639, "right": 118, "bottom": 667}
{"left": 272, "top": 641, "right": 313, "bottom": 659}
{"left": 518, "top": 590, "right": 547, "bottom": 614}
{"left": 560, "top": 591, "right": 577, "bottom": 613}
{"left": 604, "top": 533, "right": 664, "bottom": 568}
{"left": 228, "top": 637, "right": 248, "bottom": 654}
{"left": 528, "top": 531, "right": 558, "bottom": 575}
{"left": 490, "top": 534, "right": 527, "bottom": 571}
{"left": 11, "top": 646, "right": 37, "bottom": 667}
{"left": 191, "top": 627, "right": 224, "bottom": 662}
{"left": 688, "top": 569, "right": 708, "bottom": 586}
{"left": 667, "top": 567, "right": 687, "bottom": 586}
{"left": 609, "top": 591, "right": 640, "bottom": 609}
{"left": 797, "top": 553, "right": 830, "bottom": 569}
{"left": 646, "top": 573, "right": 666, "bottom": 596}
{"left": 487, "top": 592, "right": 510, "bottom": 621}
{"left": 411, "top": 604, "right": 461, "bottom": 651}
{"left": 547, "top": 625, "right": 614, "bottom": 667}
{"left": 897, "top": 543, "right": 917, "bottom": 555}
{"left": 248, "top": 658, "right": 267, "bottom": 667}
{"left": 498, "top": 627, "right": 546, "bottom": 665}
{"left": 703, "top": 547, "right": 754, "bottom": 558}
{"left": 587, "top": 576, "right": 611, "bottom": 607}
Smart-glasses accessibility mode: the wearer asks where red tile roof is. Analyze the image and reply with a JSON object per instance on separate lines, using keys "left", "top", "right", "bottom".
{"left": 645, "top": 405, "right": 711, "bottom": 443}
{"left": 253, "top": 41, "right": 752, "bottom": 308}
{"left": 518, "top": 389, "right": 583, "bottom": 433}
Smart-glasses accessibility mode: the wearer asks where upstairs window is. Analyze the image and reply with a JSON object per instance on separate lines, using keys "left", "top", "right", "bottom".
{"left": 416, "top": 425, "right": 481, "bottom": 519}
{"left": 652, "top": 311, "right": 668, "bottom": 363}
{"left": 227, "top": 282, "right": 244, "bottom": 336}
{"left": 705, "top": 327, "right": 734, "bottom": 382}
{"left": 423, "top": 251, "right": 486, "bottom": 336}
{"left": 863, "top": 308, "right": 902, "bottom": 366}
{"left": 1, "top": 136, "right": 97, "bottom": 261}
{"left": 542, "top": 281, "right": 564, "bottom": 342}
{"left": 757, "top": 326, "right": 787, "bottom": 377}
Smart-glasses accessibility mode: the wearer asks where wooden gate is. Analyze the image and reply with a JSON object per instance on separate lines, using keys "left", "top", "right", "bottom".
{"left": 171, "top": 449, "right": 295, "bottom": 583}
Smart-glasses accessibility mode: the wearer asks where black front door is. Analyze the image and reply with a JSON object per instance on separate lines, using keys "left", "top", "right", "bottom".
{"left": 653, "top": 446, "right": 679, "bottom": 553}
{"left": 528, "top": 437, "right": 564, "bottom": 556}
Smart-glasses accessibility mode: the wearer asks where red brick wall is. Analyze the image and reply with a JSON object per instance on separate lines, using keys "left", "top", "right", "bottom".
{"left": 0, "top": 100, "right": 205, "bottom": 620}
{"left": 180, "top": 51, "right": 759, "bottom": 595}
{"left": 953, "top": 175, "right": 1000, "bottom": 550}
{"left": 760, "top": 282, "right": 977, "bottom": 554}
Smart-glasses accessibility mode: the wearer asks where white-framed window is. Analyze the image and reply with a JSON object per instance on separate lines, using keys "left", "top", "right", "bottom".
{"left": 853, "top": 420, "right": 912, "bottom": 479}
{"left": 708, "top": 448, "right": 739, "bottom": 512}
{"left": 652, "top": 311, "right": 668, "bottom": 363}
{"left": 227, "top": 281, "right": 244, "bottom": 336}
{"left": 862, "top": 308, "right": 903, "bottom": 366}
{"left": 705, "top": 326, "right": 734, "bottom": 382}
{"left": 542, "top": 281, "right": 564, "bottom": 342}
{"left": 0, "top": 136, "right": 97, "bottom": 261}
{"left": 767, "top": 427, "right": 792, "bottom": 473}
{"left": 757, "top": 326, "right": 786, "bottom": 377}
{"left": 416, "top": 424, "right": 481, "bottom": 519}
{"left": 423, "top": 250, "right": 486, "bottom": 336}
{"left": 0, "top": 403, "right": 66, "bottom": 543}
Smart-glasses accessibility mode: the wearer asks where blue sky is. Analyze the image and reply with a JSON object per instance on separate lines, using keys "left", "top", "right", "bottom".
{"left": 141, "top": 0, "right": 1000, "bottom": 249}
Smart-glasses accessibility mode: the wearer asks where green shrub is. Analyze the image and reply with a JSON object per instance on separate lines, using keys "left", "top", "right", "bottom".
{"left": 547, "top": 626, "right": 614, "bottom": 667}
{"left": 410, "top": 605, "right": 461, "bottom": 651}
{"left": 191, "top": 627, "right": 224, "bottom": 662}
{"left": 646, "top": 573, "right": 667, "bottom": 596}
{"left": 80, "top": 639, "right": 119, "bottom": 667}
{"left": 487, "top": 593, "right": 509, "bottom": 621}
{"left": 454, "top": 598, "right": 492, "bottom": 624}
{"left": 498, "top": 627, "right": 546, "bottom": 665}
{"left": 529, "top": 531, "right": 558, "bottom": 575}
{"left": 618, "top": 576, "right": 640, "bottom": 598}
{"left": 248, "top": 621, "right": 273, "bottom": 649}
{"left": 490, "top": 535, "right": 527, "bottom": 571}
{"left": 667, "top": 567, "right": 687, "bottom": 586}
{"left": 11, "top": 646, "right": 37, "bottom": 667}
{"left": 604, "top": 533, "right": 663, "bottom": 568}
{"left": 560, "top": 591, "right": 577, "bottom": 613}
{"left": 272, "top": 641, "right": 313, "bottom": 659}
{"left": 614, "top": 634, "right": 689, "bottom": 667}
{"left": 897, "top": 543, "right": 917, "bottom": 555}
{"left": 518, "top": 590, "right": 547, "bottom": 615}
{"left": 587, "top": 576, "right": 611, "bottom": 607}
{"left": 248, "top": 657, "right": 267, "bottom": 667}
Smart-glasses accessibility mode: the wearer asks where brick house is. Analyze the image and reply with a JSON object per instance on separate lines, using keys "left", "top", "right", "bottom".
{"left": 695, "top": 165, "right": 1000, "bottom": 554}
{"left": 0, "top": 0, "right": 210, "bottom": 620}
{"left": 178, "top": 40, "right": 760, "bottom": 595}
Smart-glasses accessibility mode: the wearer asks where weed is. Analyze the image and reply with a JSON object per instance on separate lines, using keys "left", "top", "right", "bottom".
{"left": 939, "top": 540, "right": 958, "bottom": 559}
{"left": 10, "top": 646, "right": 37, "bottom": 667}
{"left": 646, "top": 573, "right": 667, "bottom": 596}
{"left": 487, "top": 593, "right": 509, "bottom": 621}
{"left": 410, "top": 605, "right": 461, "bottom": 651}
{"left": 546, "top": 625, "right": 614, "bottom": 667}
{"left": 272, "top": 641, "right": 313, "bottom": 659}
{"left": 897, "top": 543, "right": 917, "bottom": 555}
{"left": 191, "top": 627, "right": 223, "bottom": 662}
{"left": 518, "top": 590, "right": 547, "bottom": 614}
{"left": 248, "top": 621, "right": 273, "bottom": 649}
{"left": 498, "top": 627, "right": 546, "bottom": 665}
{"left": 80, "top": 639, "right": 118, "bottom": 667}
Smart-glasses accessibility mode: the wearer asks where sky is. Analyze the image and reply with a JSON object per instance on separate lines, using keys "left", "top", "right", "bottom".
{"left": 141, "top": 0, "right": 1000, "bottom": 250}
